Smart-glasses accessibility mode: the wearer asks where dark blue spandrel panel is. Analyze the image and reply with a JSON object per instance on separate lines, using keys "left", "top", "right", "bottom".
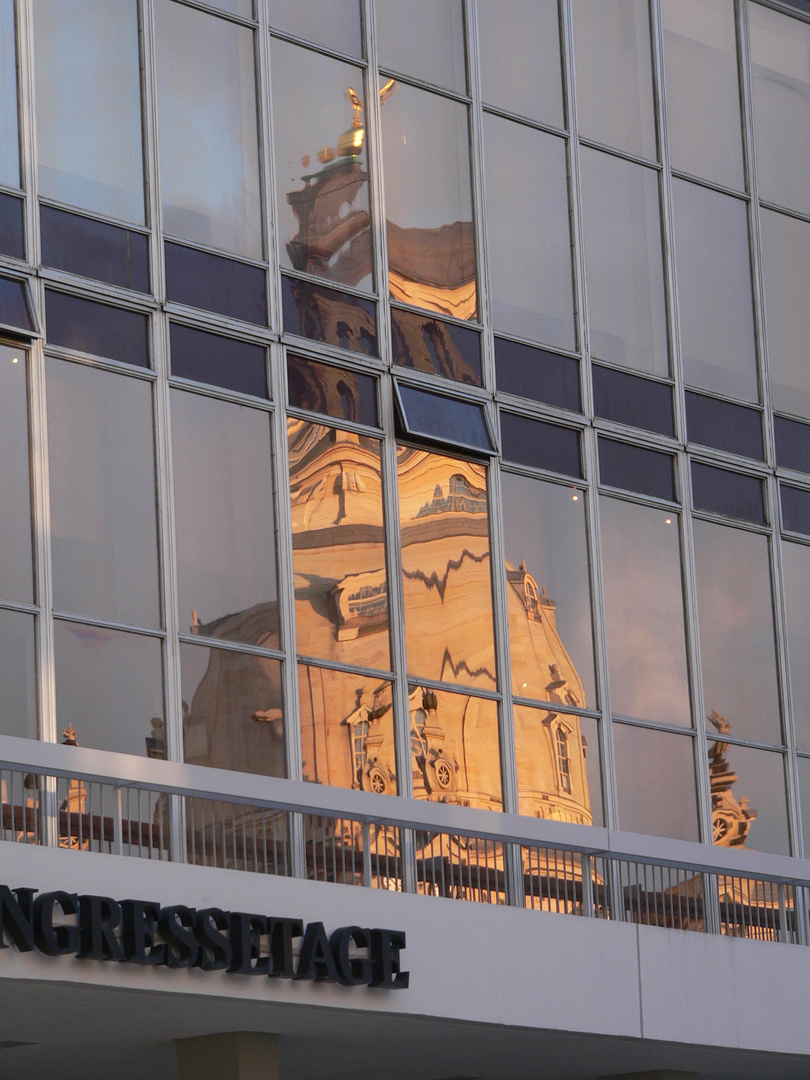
{"left": 692, "top": 461, "right": 765, "bottom": 524}
{"left": 0, "top": 191, "right": 24, "bottom": 260}
{"left": 496, "top": 335, "right": 580, "bottom": 412}
{"left": 501, "top": 412, "right": 581, "bottom": 477}
{"left": 599, "top": 437, "right": 675, "bottom": 501}
{"left": 41, "top": 205, "right": 149, "bottom": 293}
{"left": 165, "top": 241, "right": 267, "bottom": 326}
{"left": 46, "top": 289, "right": 149, "bottom": 368}
{"left": 170, "top": 322, "right": 267, "bottom": 399}
{"left": 686, "top": 390, "right": 763, "bottom": 460}
{"left": 593, "top": 363, "right": 673, "bottom": 437}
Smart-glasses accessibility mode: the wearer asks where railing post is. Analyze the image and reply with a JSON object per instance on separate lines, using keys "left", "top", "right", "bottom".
{"left": 580, "top": 852, "right": 595, "bottom": 917}
{"left": 362, "top": 820, "right": 372, "bottom": 888}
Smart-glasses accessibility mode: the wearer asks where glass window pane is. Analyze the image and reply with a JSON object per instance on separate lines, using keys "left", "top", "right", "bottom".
{"left": 780, "top": 540, "right": 810, "bottom": 750}
{"left": 798, "top": 756, "right": 810, "bottom": 855}
{"left": 601, "top": 499, "right": 691, "bottom": 727}
{"left": 0, "top": 274, "right": 33, "bottom": 332}
{"left": 761, "top": 208, "right": 810, "bottom": 419}
{"left": 0, "top": 0, "right": 19, "bottom": 188}
{"left": 45, "top": 289, "right": 149, "bottom": 368}
{"left": 391, "top": 306, "right": 482, "bottom": 385}
{"left": 580, "top": 148, "right": 668, "bottom": 376}
{"left": 289, "top": 421, "right": 391, "bottom": 672}
{"left": 269, "top": 0, "right": 362, "bottom": 57}
{"left": 281, "top": 275, "right": 377, "bottom": 355}
{"left": 299, "top": 664, "right": 397, "bottom": 794}
{"left": 409, "top": 686, "right": 502, "bottom": 809}
{"left": 380, "top": 81, "right": 476, "bottom": 320}
{"left": 376, "top": 0, "right": 465, "bottom": 94}
{"left": 33, "top": 0, "right": 144, "bottom": 223}
{"left": 46, "top": 360, "right": 161, "bottom": 628}
{"left": 271, "top": 38, "right": 372, "bottom": 291}
{"left": 54, "top": 621, "right": 163, "bottom": 757}
{"left": 708, "top": 737, "right": 788, "bottom": 855}
{"left": 483, "top": 115, "right": 574, "bottom": 352}
{"left": 662, "top": 0, "right": 744, "bottom": 189}
{"left": 749, "top": 2, "right": 810, "bottom": 216}
{"left": 172, "top": 391, "right": 279, "bottom": 649}
{"left": 614, "top": 724, "right": 698, "bottom": 840}
{"left": 592, "top": 365, "right": 673, "bottom": 437}
{"left": 0, "top": 609, "right": 36, "bottom": 740}
{"left": 398, "top": 385, "right": 493, "bottom": 452}
{"left": 181, "top": 641, "right": 285, "bottom": 778}
{"left": 0, "top": 344, "right": 33, "bottom": 605}
{"left": 693, "top": 520, "right": 780, "bottom": 744}
{"left": 502, "top": 475, "right": 595, "bottom": 707}
{"left": 515, "top": 708, "right": 602, "bottom": 826}
{"left": 287, "top": 355, "right": 378, "bottom": 426}
{"left": 478, "top": 0, "right": 563, "bottom": 128}
{"left": 207, "top": 0, "right": 253, "bottom": 16}
{"left": 157, "top": 1, "right": 262, "bottom": 260}
{"left": 170, "top": 323, "right": 267, "bottom": 399}
{"left": 673, "top": 180, "right": 757, "bottom": 401}
{"left": 573, "top": 0, "right": 656, "bottom": 159}
{"left": 398, "top": 449, "right": 496, "bottom": 691}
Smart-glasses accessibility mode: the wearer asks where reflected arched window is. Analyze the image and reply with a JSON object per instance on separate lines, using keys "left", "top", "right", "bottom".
{"left": 556, "top": 726, "right": 571, "bottom": 793}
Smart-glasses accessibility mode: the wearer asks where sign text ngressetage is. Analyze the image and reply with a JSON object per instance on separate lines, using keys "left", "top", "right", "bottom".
{"left": 0, "top": 885, "right": 409, "bottom": 989}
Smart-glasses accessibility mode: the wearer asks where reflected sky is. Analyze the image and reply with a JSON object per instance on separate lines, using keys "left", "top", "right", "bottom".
{"left": 693, "top": 520, "right": 780, "bottom": 745}
{"left": 33, "top": 0, "right": 144, "bottom": 223}
{"left": 614, "top": 723, "right": 699, "bottom": 841}
{"left": 483, "top": 114, "right": 575, "bottom": 351}
{"left": 601, "top": 498, "right": 691, "bottom": 727}
{"left": 172, "top": 391, "right": 279, "bottom": 648}
{"left": 0, "top": 0, "right": 19, "bottom": 187}
{"left": 760, "top": 209, "right": 810, "bottom": 420}
{"left": 46, "top": 359, "right": 161, "bottom": 629}
{"left": 478, "top": 0, "right": 563, "bottom": 127}
{"left": 54, "top": 621, "right": 163, "bottom": 757}
{"left": 376, "top": 0, "right": 466, "bottom": 93}
{"left": 573, "top": 0, "right": 656, "bottom": 160}
{"left": 580, "top": 148, "right": 668, "bottom": 375}
{"left": 269, "top": 0, "right": 362, "bottom": 57}
{"left": 502, "top": 473, "right": 595, "bottom": 707}
{"left": 0, "top": 345, "right": 32, "bottom": 606}
{"left": 157, "top": 0, "right": 262, "bottom": 259}
{"left": 0, "top": 609, "right": 36, "bottom": 741}
{"left": 749, "top": 2, "right": 810, "bottom": 218}
{"left": 662, "top": 0, "right": 744, "bottom": 190}
{"left": 780, "top": 540, "right": 810, "bottom": 751}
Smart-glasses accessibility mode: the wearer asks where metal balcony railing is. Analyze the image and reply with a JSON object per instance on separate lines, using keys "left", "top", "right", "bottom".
{"left": 0, "top": 735, "right": 807, "bottom": 947}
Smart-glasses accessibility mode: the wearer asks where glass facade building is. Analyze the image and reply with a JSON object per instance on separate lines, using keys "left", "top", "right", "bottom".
{"left": 3, "top": 3, "right": 810, "bottom": 1078}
